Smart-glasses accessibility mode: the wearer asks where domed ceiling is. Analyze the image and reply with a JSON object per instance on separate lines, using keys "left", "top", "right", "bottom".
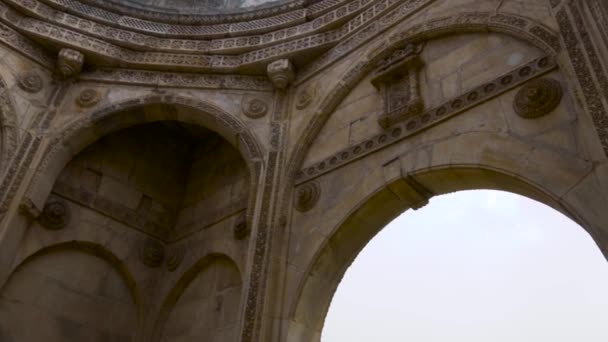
{"left": 106, "top": 0, "right": 290, "bottom": 14}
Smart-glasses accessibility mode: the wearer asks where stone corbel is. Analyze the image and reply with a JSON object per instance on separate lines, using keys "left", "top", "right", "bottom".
{"left": 57, "top": 48, "right": 84, "bottom": 78}
{"left": 371, "top": 43, "right": 425, "bottom": 129}
{"left": 382, "top": 158, "right": 433, "bottom": 210}
{"left": 267, "top": 59, "right": 295, "bottom": 90}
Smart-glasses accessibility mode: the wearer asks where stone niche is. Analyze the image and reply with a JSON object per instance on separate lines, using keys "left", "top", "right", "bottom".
{"left": 52, "top": 119, "right": 250, "bottom": 241}
{"left": 0, "top": 247, "right": 137, "bottom": 342}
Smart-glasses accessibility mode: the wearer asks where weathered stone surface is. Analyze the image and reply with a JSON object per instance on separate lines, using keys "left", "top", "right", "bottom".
{"left": 0, "top": 1, "right": 606, "bottom": 342}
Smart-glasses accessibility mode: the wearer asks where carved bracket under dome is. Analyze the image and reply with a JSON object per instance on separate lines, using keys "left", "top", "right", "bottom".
{"left": 371, "top": 43, "right": 425, "bottom": 129}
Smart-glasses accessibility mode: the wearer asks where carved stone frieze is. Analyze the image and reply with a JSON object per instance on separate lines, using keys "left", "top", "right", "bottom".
{"left": 39, "top": 197, "right": 70, "bottom": 230}
{"left": 296, "top": 56, "right": 558, "bottom": 184}
{"left": 513, "top": 78, "right": 562, "bottom": 118}
{"left": 142, "top": 238, "right": 165, "bottom": 268}
{"left": 371, "top": 43, "right": 425, "bottom": 129}
{"left": 57, "top": 48, "right": 84, "bottom": 78}
{"left": 556, "top": 3, "right": 608, "bottom": 155}
{"left": 80, "top": 69, "right": 274, "bottom": 91}
{"left": 242, "top": 96, "right": 269, "bottom": 118}
{"left": 294, "top": 180, "right": 320, "bottom": 212}
{"left": 18, "top": 71, "right": 43, "bottom": 93}
{"left": 267, "top": 59, "right": 295, "bottom": 89}
{"left": 76, "top": 89, "right": 101, "bottom": 108}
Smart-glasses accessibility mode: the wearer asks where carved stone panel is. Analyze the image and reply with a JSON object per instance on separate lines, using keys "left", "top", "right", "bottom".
{"left": 513, "top": 78, "right": 562, "bottom": 119}
{"left": 371, "top": 44, "right": 425, "bottom": 129}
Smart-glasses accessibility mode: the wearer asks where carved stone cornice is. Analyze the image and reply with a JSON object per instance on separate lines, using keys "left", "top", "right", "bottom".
{"left": 0, "top": 0, "right": 433, "bottom": 74}
{"left": 79, "top": 68, "right": 274, "bottom": 91}
{"left": 295, "top": 56, "right": 558, "bottom": 184}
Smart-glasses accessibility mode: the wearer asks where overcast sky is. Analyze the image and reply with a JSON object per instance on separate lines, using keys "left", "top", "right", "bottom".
{"left": 322, "top": 190, "right": 608, "bottom": 342}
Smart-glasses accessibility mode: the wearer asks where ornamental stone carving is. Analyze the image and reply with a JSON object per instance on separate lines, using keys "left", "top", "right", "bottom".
{"left": 294, "top": 181, "right": 320, "bottom": 212}
{"left": 57, "top": 48, "right": 84, "bottom": 78}
{"left": 142, "top": 238, "right": 165, "bottom": 268}
{"left": 267, "top": 59, "right": 295, "bottom": 89}
{"left": 18, "top": 71, "right": 43, "bottom": 93}
{"left": 39, "top": 198, "right": 70, "bottom": 230}
{"left": 76, "top": 88, "right": 101, "bottom": 108}
{"left": 371, "top": 44, "right": 425, "bottom": 129}
{"left": 234, "top": 212, "right": 249, "bottom": 240}
{"left": 295, "top": 83, "right": 316, "bottom": 110}
{"left": 513, "top": 78, "right": 562, "bottom": 118}
{"left": 242, "top": 96, "right": 269, "bottom": 118}
{"left": 166, "top": 245, "right": 185, "bottom": 272}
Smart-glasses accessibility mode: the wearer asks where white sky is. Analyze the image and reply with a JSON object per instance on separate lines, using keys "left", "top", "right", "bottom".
{"left": 322, "top": 190, "right": 608, "bottom": 342}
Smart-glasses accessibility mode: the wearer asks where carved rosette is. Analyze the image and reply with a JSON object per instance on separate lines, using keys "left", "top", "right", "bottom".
{"left": 57, "top": 48, "right": 84, "bottom": 78}
{"left": 142, "top": 238, "right": 165, "bottom": 268}
{"left": 18, "top": 72, "right": 43, "bottom": 93}
{"left": 242, "top": 97, "right": 268, "bottom": 118}
{"left": 39, "top": 198, "right": 70, "bottom": 230}
{"left": 513, "top": 78, "right": 562, "bottom": 118}
{"left": 372, "top": 44, "right": 425, "bottom": 129}
{"left": 267, "top": 59, "right": 295, "bottom": 89}
{"left": 76, "top": 88, "right": 101, "bottom": 108}
{"left": 166, "top": 245, "right": 185, "bottom": 272}
{"left": 294, "top": 181, "right": 321, "bottom": 212}
{"left": 233, "top": 212, "right": 249, "bottom": 240}
{"left": 296, "top": 84, "right": 316, "bottom": 110}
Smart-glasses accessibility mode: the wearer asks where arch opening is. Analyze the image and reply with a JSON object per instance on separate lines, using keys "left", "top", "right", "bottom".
{"left": 288, "top": 166, "right": 607, "bottom": 342}
{"left": 321, "top": 190, "right": 608, "bottom": 342}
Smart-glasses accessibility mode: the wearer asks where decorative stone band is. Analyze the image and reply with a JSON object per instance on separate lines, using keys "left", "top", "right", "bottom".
{"left": 79, "top": 69, "right": 274, "bottom": 91}
{"left": 0, "top": 21, "right": 54, "bottom": 69}
{"left": 2, "top": 0, "right": 379, "bottom": 50}
{"left": 0, "top": 0, "right": 430, "bottom": 72}
{"left": 295, "top": 55, "right": 558, "bottom": 185}
{"left": 297, "top": 10, "right": 562, "bottom": 85}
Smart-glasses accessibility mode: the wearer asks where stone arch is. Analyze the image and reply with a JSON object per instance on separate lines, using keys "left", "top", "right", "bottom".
{"left": 0, "top": 240, "right": 139, "bottom": 341}
{"left": 286, "top": 129, "right": 604, "bottom": 341}
{"left": 26, "top": 94, "right": 264, "bottom": 225}
{"left": 0, "top": 76, "right": 18, "bottom": 174}
{"left": 287, "top": 11, "right": 561, "bottom": 189}
{"left": 154, "top": 253, "right": 243, "bottom": 342}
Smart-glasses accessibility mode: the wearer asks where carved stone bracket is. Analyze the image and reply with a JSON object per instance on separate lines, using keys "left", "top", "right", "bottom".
{"left": 267, "top": 59, "right": 295, "bottom": 90}
{"left": 57, "top": 48, "right": 84, "bottom": 78}
{"left": 294, "top": 180, "right": 321, "bottom": 212}
{"left": 371, "top": 44, "right": 425, "bottom": 129}
{"left": 387, "top": 175, "right": 433, "bottom": 210}
{"left": 233, "top": 212, "right": 249, "bottom": 240}
{"left": 513, "top": 78, "right": 562, "bottom": 118}
{"left": 39, "top": 198, "right": 70, "bottom": 230}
